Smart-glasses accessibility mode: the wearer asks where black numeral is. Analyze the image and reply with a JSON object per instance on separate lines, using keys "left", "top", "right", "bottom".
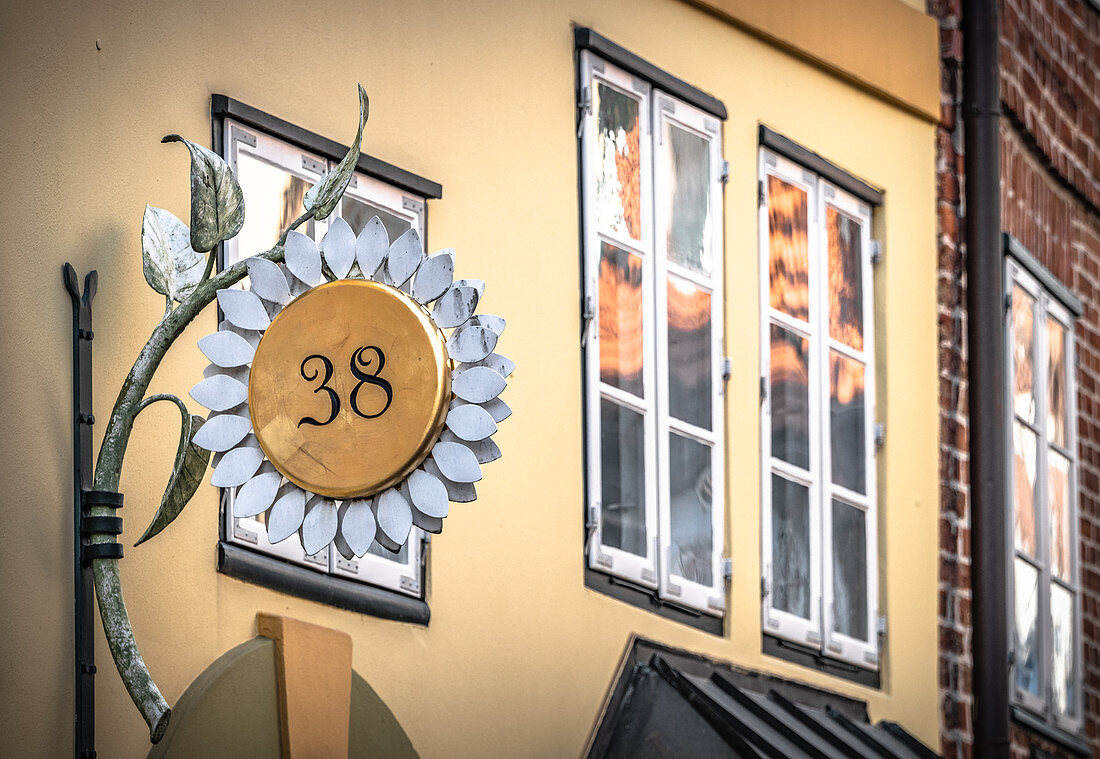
{"left": 296, "top": 346, "right": 392, "bottom": 428}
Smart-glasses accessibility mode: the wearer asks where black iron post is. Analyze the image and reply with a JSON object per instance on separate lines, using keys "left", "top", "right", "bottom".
{"left": 962, "top": 2, "right": 1010, "bottom": 756}
{"left": 64, "top": 264, "right": 98, "bottom": 758}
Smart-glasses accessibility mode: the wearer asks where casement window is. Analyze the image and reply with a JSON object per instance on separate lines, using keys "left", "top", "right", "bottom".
{"left": 579, "top": 48, "right": 726, "bottom": 619}
{"left": 213, "top": 104, "right": 440, "bottom": 609}
{"left": 1005, "top": 245, "right": 1083, "bottom": 733}
{"left": 759, "top": 145, "right": 879, "bottom": 670}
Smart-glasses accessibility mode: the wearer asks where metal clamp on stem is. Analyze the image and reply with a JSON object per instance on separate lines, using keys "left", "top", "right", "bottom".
{"left": 81, "top": 491, "right": 124, "bottom": 562}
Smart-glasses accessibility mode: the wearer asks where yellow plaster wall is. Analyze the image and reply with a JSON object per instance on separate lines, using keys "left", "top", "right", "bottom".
{"left": 0, "top": 0, "right": 939, "bottom": 757}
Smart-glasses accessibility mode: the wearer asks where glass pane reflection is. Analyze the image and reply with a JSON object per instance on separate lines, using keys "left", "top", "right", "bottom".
{"left": 595, "top": 83, "right": 642, "bottom": 241}
{"left": 1049, "top": 449, "right": 1071, "bottom": 581}
{"left": 831, "top": 500, "right": 868, "bottom": 641}
{"left": 1012, "top": 286, "right": 1036, "bottom": 424}
{"left": 667, "top": 276, "right": 711, "bottom": 429}
{"left": 341, "top": 194, "right": 410, "bottom": 243}
{"left": 664, "top": 123, "right": 711, "bottom": 275}
{"left": 827, "top": 207, "right": 864, "bottom": 351}
{"left": 368, "top": 539, "right": 409, "bottom": 564}
{"left": 772, "top": 475, "right": 811, "bottom": 619}
{"left": 600, "top": 399, "right": 647, "bottom": 556}
{"left": 1051, "top": 584, "right": 1076, "bottom": 716}
{"left": 770, "top": 325, "right": 810, "bottom": 470}
{"left": 830, "top": 352, "right": 866, "bottom": 494}
{"left": 1012, "top": 422, "right": 1039, "bottom": 558}
{"left": 668, "top": 433, "right": 713, "bottom": 585}
{"left": 236, "top": 152, "right": 315, "bottom": 256}
{"left": 768, "top": 176, "right": 809, "bottom": 322}
{"left": 1047, "top": 318, "right": 1067, "bottom": 447}
{"left": 1014, "top": 558, "right": 1040, "bottom": 697}
{"left": 598, "top": 243, "right": 645, "bottom": 397}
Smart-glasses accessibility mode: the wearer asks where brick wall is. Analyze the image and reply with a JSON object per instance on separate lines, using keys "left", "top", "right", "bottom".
{"left": 929, "top": 0, "right": 1100, "bottom": 757}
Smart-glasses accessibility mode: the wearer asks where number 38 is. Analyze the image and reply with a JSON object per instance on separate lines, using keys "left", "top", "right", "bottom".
{"left": 297, "top": 346, "right": 393, "bottom": 428}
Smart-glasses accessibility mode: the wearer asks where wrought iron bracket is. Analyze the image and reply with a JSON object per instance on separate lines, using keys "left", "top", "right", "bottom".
{"left": 64, "top": 263, "right": 100, "bottom": 759}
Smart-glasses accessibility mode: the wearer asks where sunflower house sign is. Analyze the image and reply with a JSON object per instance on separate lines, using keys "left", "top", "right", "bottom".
{"left": 74, "top": 85, "right": 511, "bottom": 744}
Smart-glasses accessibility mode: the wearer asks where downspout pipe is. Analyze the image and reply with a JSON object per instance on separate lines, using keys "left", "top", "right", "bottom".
{"left": 962, "top": 0, "right": 1010, "bottom": 756}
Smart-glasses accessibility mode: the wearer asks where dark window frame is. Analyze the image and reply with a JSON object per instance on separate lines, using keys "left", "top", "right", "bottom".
{"left": 210, "top": 94, "right": 440, "bottom": 625}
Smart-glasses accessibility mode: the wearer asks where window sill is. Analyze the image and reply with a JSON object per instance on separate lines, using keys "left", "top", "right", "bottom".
{"left": 762, "top": 634, "right": 880, "bottom": 689}
{"left": 217, "top": 541, "right": 430, "bottom": 626}
{"left": 584, "top": 566, "right": 723, "bottom": 635}
{"left": 1011, "top": 705, "right": 1090, "bottom": 757}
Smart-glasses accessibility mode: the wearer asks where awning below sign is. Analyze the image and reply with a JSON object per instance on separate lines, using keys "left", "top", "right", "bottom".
{"left": 585, "top": 637, "right": 941, "bottom": 759}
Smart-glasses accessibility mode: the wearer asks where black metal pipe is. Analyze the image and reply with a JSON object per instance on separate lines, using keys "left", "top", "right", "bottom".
{"left": 962, "top": 1, "right": 1010, "bottom": 756}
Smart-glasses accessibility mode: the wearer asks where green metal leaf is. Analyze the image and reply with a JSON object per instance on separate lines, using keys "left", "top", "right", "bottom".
{"left": 140, "top": 205, "right": 205, "bottom": 304}
{"left": 134, "top": 409, "right": 212, "bottom": 546}
{"left": 303, "top": 84, "right": 368, "bottom": 220}
{"left": 161, "top": 134, "right": 245, "bottom": 253}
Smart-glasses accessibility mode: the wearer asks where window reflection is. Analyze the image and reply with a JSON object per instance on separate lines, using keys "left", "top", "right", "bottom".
{"left": 236, "top": 152, "right": 315, "bottom": 255}
{"left": 664, "top": 123, "right": 711, "bottom": 275}
{"left": 668, "top": 433, "right": 712, "bottom": 585}
{"left": 1012, "top": 286, "right": 1036, "bottom": 424}
{"left": 768, "top": 176, "right": 809, "bottom": 322}
{"left": 770, "top": 325, "right": 810, "bottom": 470}
{"left": 1013, "top": 422, "right": 1038, "bottom": 558}
{"left": 832, "top": 500, "right": 867, "bottom": 641}
{"left": 600, "top": 399, "right": 647, "bottom": 556}
{"left": 827, "top": 207, "right": 863, "bottom": 351}
{"left": 1014, "top": 558, "right": 1040, "bottom": 697}
{"left": 830, "top": 352, "right": 866, "bottom": 494}
{"left": 595, "top": 83, "right": 641, "bottom": 240}
{"left": 667, "top": 276, "right": 711, "bottom": 429}
{"left": 772, "top": 475, "right": 811, "bottom": 619}
{"left": 1049, "top": 450, "right": 1071, "bottom": 580}
{"left": 341, "top": 194, "right": 410, "bottom": 242}
{"left": 1051, "top": 584, "right": 1075, "bottom": 716}
{"left": 599, "top": 243, "right": 644, "bottom": 397}
{"left": 1047, "top": 318, "right": 1066, "bottom": 447}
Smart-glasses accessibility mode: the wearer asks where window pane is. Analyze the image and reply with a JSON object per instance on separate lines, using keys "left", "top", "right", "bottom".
{"left": 668, "top": 433, "right": 713, "bottom": 585}
{"left": 770, "top": 325, "right": 810, "bottom": 470}
{"left": 1049, "top": 449, "right": 1072, "bottom": 581}
{"left": 367, "top": 540, "right": 409, "bottom": 563}
{"left": 598, "top": 243, "right": 645, "bottom": 397}
{"left": 595, "top": 82, "right": 641, "bottom": 241}
{"left": 1047, "top": 318, "right": 1067, "bottom": 448}
{"left": 1012, "top": 286, "right": 1036, "bottom": 425}
{"left": 1012, "top": 422, "right": 1039, "bottom": 558}
{"left": 664, "top": 122, "right": 712, "bottom": 275}
{"left": 772, "top": 475, "right": 811, "bottom": 619}
{"left": 768, "top": 175, "right": 810, "bottom": 322}
{"left": 600, "top": 399, "right": 647, "bottom": 556}
{"left": 667, "top": 276, "right": 711, "bottom": 429}
{"left": 236, "top": 152, "right": 315, "bottom": 255}
{"left": 1013, "top": 559, "right": 1041, "bottom": 697}
{"left": 1051, "top": 584, "right": 1076, "bottom": 716}
{"left": 341, "top": 194, "right": 411, "bottom": 242}
{"left": 827, "top": 206, "right": 864, "bottom": 351}
{"left": 830, "top": 352, "right": 866, "bottom": 494}
{"left": 831, "top": 500, "right": 868, "bottom": 641}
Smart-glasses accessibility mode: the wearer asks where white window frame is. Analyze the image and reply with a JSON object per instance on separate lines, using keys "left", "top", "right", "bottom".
{"left": 1004, "top": 256, "right": 1083, "bottom": 733}
{"left": 759, "top": 148, "right": 879, "bottom": 669}
{"left": 220, "top": 118, "right": 425, "bottom": 599}
{"left": 580, "top": 51, "right": 726, "bottom": 617}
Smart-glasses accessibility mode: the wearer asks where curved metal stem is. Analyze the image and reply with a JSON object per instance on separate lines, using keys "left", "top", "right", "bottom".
{"left": 89, "top": 212, "right": 311, "bottom": 742}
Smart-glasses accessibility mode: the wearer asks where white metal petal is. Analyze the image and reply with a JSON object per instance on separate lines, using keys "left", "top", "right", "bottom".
{"left": 216, "top": 289, "right": 271, "bottom": 330}
{"left": 301, "top": 498, "right": 338, "bottom": 555}
{"left": 320, "top": 217, "right": 356, "bottom": 278}
{"left": 412, "top": 511, "right": 443, "bottom": 534}
{"left": 337, "top": 498, "right": 377, "bottom": 558}
{"left": 189, "top": 374, "right": 248, "bottom": 412}
{"left": 452, "top": 366, "right": 507, "bottom": 403}
{"left": 431, "top": 441, "right": 482, "bottom": 483}
{"left": 374, "top": 488, "right": 413, "bottom": 551}
{"left": 217, "top": 320, "right": 261, "bottom": 349}
{"left": 198, "top": 331, "right": 256, "bottom": 368}
{"left": 432, "top": 285, "right": 480, "bottom": 329}
{"left": 210, "top": 444, "right": 264, "bottom": 487}
{"left": 465, "top": 436, "right": 502, "bottom": 464}
{"left": 385, "top": 228, "right": 425, "bottom": 287}
{"left": 411, "top": 248, "right": 454, "bottom": 304}
{"left": 284, "top": 229, "right": 323, "bottom": 287}
{"left": 482, "top": 397, "right": 512, "bottom": 424}
{"left": 448, "top": 326, "right": 498, "bottom": 363}
{"left": 446, "top": 404, "right": 497, "bottom": 442}
{"left": 453, "top": 278, "right": 486, "bottom": 298}
{"left": 266, "top": 487, "right": 306, "bottom": 543}
{"left": 407, "top": 469, "right": 449, "bottom": 519}
{"left": 233, "top": 471, "right": 281, "bottom": 518}
{"left": 193, "top": 414, "right": 251, "bottom": 452}
{"left": 355, "top": 216, "right": 389, "bottom": 279}
{"left": 458, "top": 353, "right": 515, "bottom": 378}
{"left": 467, "top": 314, "right": 506, "bottom": 335}
{"left": 288, "top": 273, "right": 311, "bottom": 298}
{"left": 246, "top": 257, "right": 292, "bottom": 305}
{"left": 422, "top": 458, "right": 477, "bottom": 503}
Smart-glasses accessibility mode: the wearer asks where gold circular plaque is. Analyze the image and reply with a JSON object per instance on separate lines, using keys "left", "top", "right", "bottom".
{"left": 248, "top": 279, "right": 451, "bottom": 499}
